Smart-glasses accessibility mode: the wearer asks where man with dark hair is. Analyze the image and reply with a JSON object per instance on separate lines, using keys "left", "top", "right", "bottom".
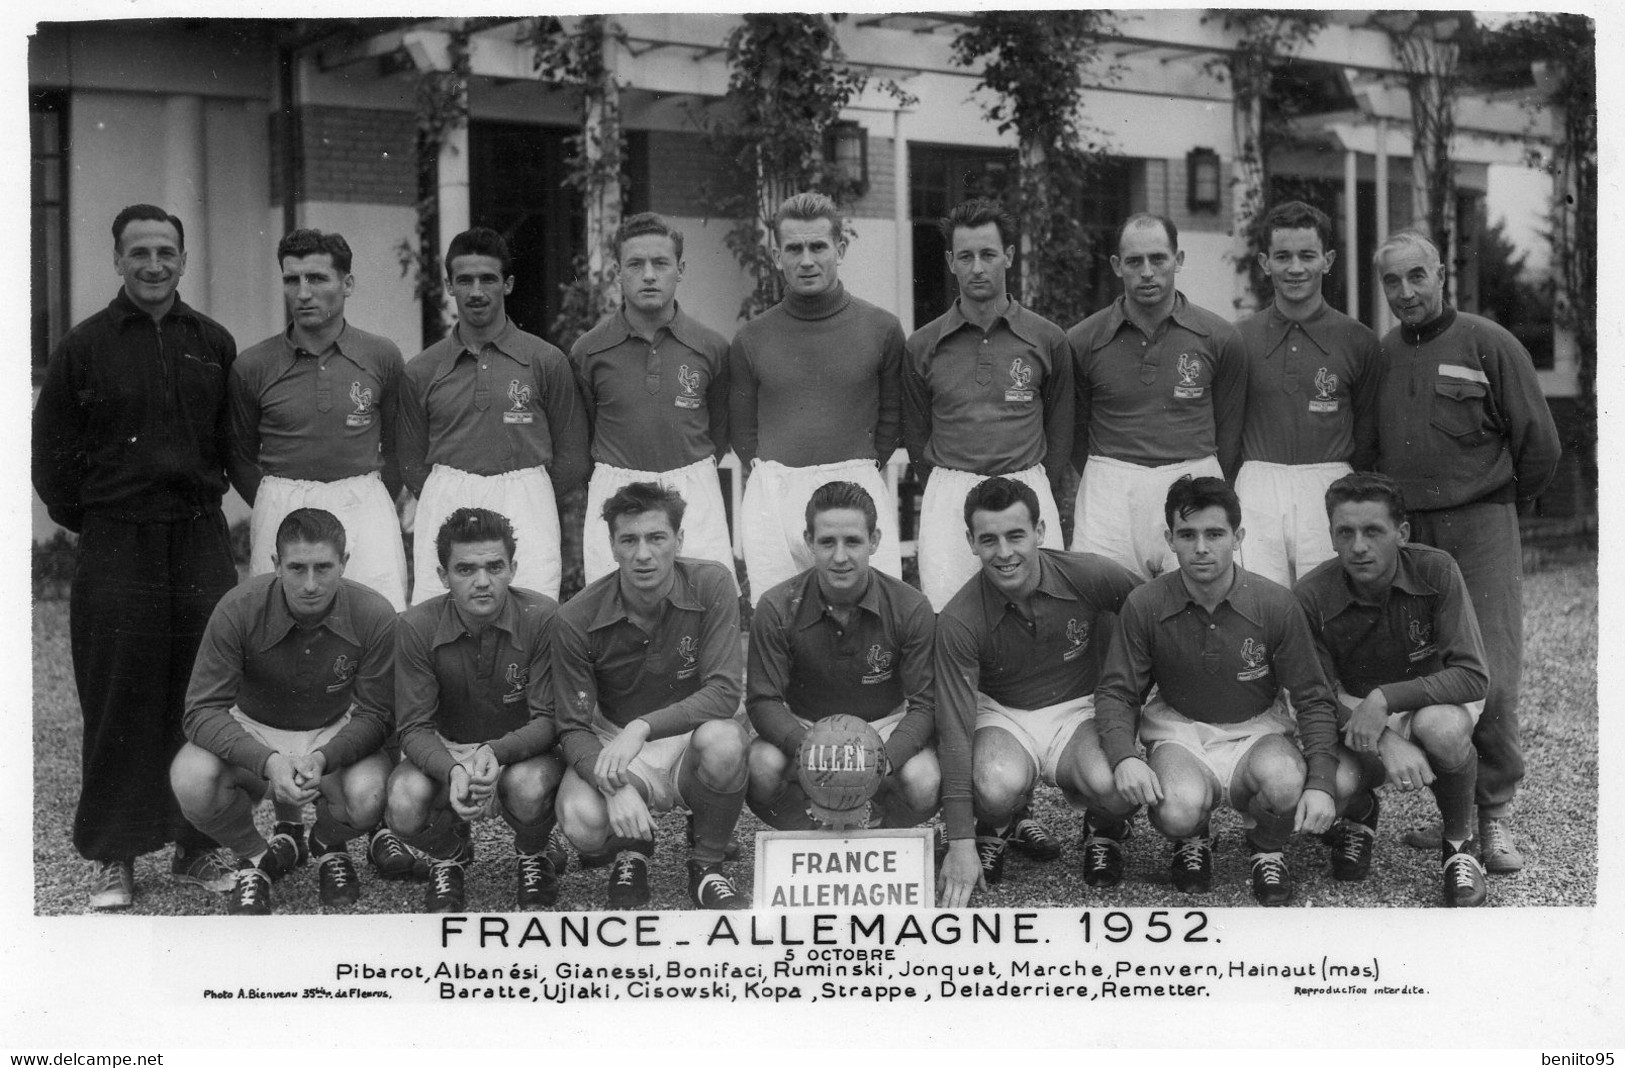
{"left": 1294, "top": 473, "right": 1489, "bottom": 905}
{"left": 229, "top": 228, "right": 407, "bottom": 613}
{"left": 1096, "top": 476, "right": 1339, "bottom": 905}
{"left": 387, "top": 506, "right": 568, "bottom": 912}
{"left": 554, "top": 482, "right": 750, "bottom": 909}
{"left": 571, "top": 212, "right": 734, "bottom": 584}
{"left": 228, "top": 228, "right": 415, "bottom": 875}
{"left": 1371, "top": 229, "right": 1561, "bottom": 872}
{"left": 904, "top": 198, "right": 1074, "bottom": 610}
{"left": 934, "top": 477, "right": 1142, "bottom": 907}
{"left": 730, "top": 191, "right": 905, "bottom": 604}
{"left": 172, "top": 508, "right": 396, "bottom": 914}
{"left": 1234, "top": 201, "right": 1379, "bottom": 587}
{"left": 746, "top": 481, "right": 939, "bottom": 831}
{"left": 399, "top": 227, "right": 589, "bottom": 603}
{"left": 34, "top": 203, "right": 240, "bottom": 909}
{"left": 1069, "top": 213, "right": 1247, "bottom": 580}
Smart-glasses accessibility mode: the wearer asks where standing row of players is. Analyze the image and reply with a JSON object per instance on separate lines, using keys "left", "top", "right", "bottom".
{"left": 34, "top": 189, "right": 1558, "bottom": 912}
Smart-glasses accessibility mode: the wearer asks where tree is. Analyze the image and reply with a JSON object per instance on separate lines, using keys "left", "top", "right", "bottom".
{"left": 532, "top": 15, "right": 631, "bottom": 352}
{"left": 1476, "top": 217, "right": 1553, "bottom": 370}
{"left": 1376, "top": 10, "right": 1471, "bottom": 298}
{"left": 950, "top": 11, "right": 1117, "bottom": 328}
{"left": 696, "top": 14, "right": 873, "bottom": 320}
{"left": 1469, "top": 14, "right": 1595, "bottom": 493}
{"left": 1203, "top": 10, "right": 1326, "bottom": 311}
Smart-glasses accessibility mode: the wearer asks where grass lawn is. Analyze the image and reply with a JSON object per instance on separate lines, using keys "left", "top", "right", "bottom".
{"left": 30, "top": 557, "right": 1597, "bottom": 915}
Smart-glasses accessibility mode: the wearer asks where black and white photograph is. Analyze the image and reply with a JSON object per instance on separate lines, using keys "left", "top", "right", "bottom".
{"left": 8, "top": 2, "right": 1616, "bottom": 1058}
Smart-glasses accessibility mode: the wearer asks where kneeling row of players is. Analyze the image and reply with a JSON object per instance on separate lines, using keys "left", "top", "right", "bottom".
{"left": 173, "top": 470, "right": 1491, "bottom": 915}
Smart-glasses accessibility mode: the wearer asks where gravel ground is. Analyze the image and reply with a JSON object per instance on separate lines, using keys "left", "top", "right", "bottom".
{"left": 30, "top": 557, "right": 1597, "bottom": 916}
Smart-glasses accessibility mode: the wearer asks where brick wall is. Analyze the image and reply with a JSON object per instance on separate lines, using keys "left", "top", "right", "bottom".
{"left": 273, "top": 105, "right": 417, "bottom": 207}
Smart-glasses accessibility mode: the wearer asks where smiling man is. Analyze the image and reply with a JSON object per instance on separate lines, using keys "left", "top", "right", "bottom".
{"left": 229, "top": 230, "right": 408, "bottom": 611}
{"left": 399, "top": 227, "right": 589, "bottom": 603}
{"left": 904, "top": 199, "right": 1073, "bottom": 612}
{"left": 933, "top": 478, "right": 1141, "bottom": 907}
{"left": 553, "top": 483, "right": 750, "bottom": 910}
{"left": 746, "top": 481, "right": 939, "bottom": 832}
{"left": 729, "top": 192, "right": 906, "bottom": 604}
{"left": 1370, "top": 229, "right": 1560, "bottom": 872}
{"left": 1234, "top": 202, "right": 1380, "bottom": 587}
{"left": 570, "top": 213, "right": 734, "bottom": 584}
{"left": 1294, "top": 473, "right": 1490, "bottom": 906}
{"left": 1069, "top": 214, "right": 1247, "bottom": 580}
{"left": 34, "top": 203, "right": 240, "bottom": 909}
{"left": 1095, "top": 476, "right": 1339, "bottom": 906}
{"left": 173, "top": 509, "right": 396, "bottom": 915}
{"left": 388, "top": 507, "right": 569, "bottom": 913}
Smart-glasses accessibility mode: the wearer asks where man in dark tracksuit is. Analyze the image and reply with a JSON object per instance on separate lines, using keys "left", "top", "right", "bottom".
{"left": 33, "top": 204, "right": 240, "bottom": 910}
{"left": 1372, "top": 229, "right": 1561, "bottom": 873}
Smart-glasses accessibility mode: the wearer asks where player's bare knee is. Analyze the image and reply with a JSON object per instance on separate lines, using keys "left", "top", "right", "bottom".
{"left": 971, "top": 767, "right": 1027, "bottom": 826}
{"left": 498, "top": 759, "right": 558, "bottom": 821}
{"left": 384, "top": 765, "right": 435, "bottom": 834}
{"left": 896, "top": 751, "right": 940, "bottom": 810}
{"left": 169, "top": 743, "right": 225, "bottom": 806}
{"left": 556, "top": 775, "right": 609, "bottom": 845}
{"left": 747, "top": 738, "right": 790, "bottom": 793}
{"left": 1150, "top": 792, "right": 1209, "bottom": 838}
{"left": 1333, "top": 748, "right": 1370, "bottom": 805}
{"left": 693, "top": 719, "right": 750, "bottom": 784}
{"left": 1411, "top": 704, "right": 1473, "bottom": 764}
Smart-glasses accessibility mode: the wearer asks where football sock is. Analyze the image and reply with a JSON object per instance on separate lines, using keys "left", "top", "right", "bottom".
{"left": 874, "top": 789, "right": 932, "bottom": 829}
{"left": 1343, "top": 790, "right": 1377, "bottom": 826}
{"left": 508, "top": 816, "right": 558, "bottom": 858}
{"left": 1244, "top": 800, "right": 1293, "bottom": 853}
{"left": 748, "top": 781, "right": 819, "bottom": 831}
{"left": 604, "top": 837, "right": 655, "bottom": 858}
{"left": 399, "top": 810, "right": 468, "bottom": 862}
{"left": 681, "top": 759, "right": 747, "bottom": 866}
{"left": 1086, "top": 809, "right": 1134, "bottom": 840}
{"left": 187, "top": 787, "right": 266, "bottom": 858}
{"left": 311, "top": 807, "right": 366, "bottom": 855}
{"left": 1428, "top": 748, "right": 1478, "bottom": 845}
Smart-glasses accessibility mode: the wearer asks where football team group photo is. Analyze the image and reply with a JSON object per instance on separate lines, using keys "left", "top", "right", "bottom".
{"left": 33, "top": 186, "right": 1592, "bottom": 918}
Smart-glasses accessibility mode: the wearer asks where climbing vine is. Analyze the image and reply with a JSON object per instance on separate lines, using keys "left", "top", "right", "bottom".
{"left": 396, "top": 21, "right": 476, "bottom": 345}
{"left": 950, "top": 11, "right": 1119, "bottom": 329}
{"left": 1202, "top": 10, "right": 1326, "bottom": 310}
{"left": 696, "top": 14, "right": 877, "bottom": 321}
{"left": 531, "top": 15, "right": 631, "bottom": 351}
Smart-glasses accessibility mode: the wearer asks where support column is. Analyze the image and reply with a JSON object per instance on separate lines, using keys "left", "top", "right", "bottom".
{"left": 1373, "top": 117, "right": 1391, "bottom": 333}
{"left": 162, "top": 94, "right": 208, "bottom": 308}
{"left": 1342, "top": 147, "right": 1359, "bottom": 318}
{"left": 893, "top": 109, "right": 911, "bottom": 333}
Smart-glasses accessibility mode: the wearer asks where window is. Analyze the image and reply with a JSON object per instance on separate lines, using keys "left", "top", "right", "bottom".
{"left": 32, "top": 90, "right": 68, "bottom": 381}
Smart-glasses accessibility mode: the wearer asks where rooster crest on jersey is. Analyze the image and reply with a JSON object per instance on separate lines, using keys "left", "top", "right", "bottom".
{"left": 1063, "top": 617, "right": 1090, "bottom": 661}
{"left": 503, "top": 662, "right": 527, "bottom": 703}
{"left": 676, "top": 635, "right": 699, "bottom": 680}
{"left": 507, "top": 379, "right": 532, "bottom": 410}
{"left": 326, "top": 654, "right": 357, "bottom": 693}
{"left": 796, "top": 714, "right": 885, "bottom": 829}
{"left": 346, "top": 381, "right": 376, "bottom": 426}
{"left": 1407, "top": 617, "right": 1437, "bottom": 662}
{"left": 1309, "top": 367, "right": 1340, "bottom": 412}
{"left": 1004, "top": 357, "right": 1036, "bottom": 403}
{"left": 861, "top": 644, "right": 893, "bottom": 684}
{"left": 1236, "top": 637, "right": 1270, "bottom": 681}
